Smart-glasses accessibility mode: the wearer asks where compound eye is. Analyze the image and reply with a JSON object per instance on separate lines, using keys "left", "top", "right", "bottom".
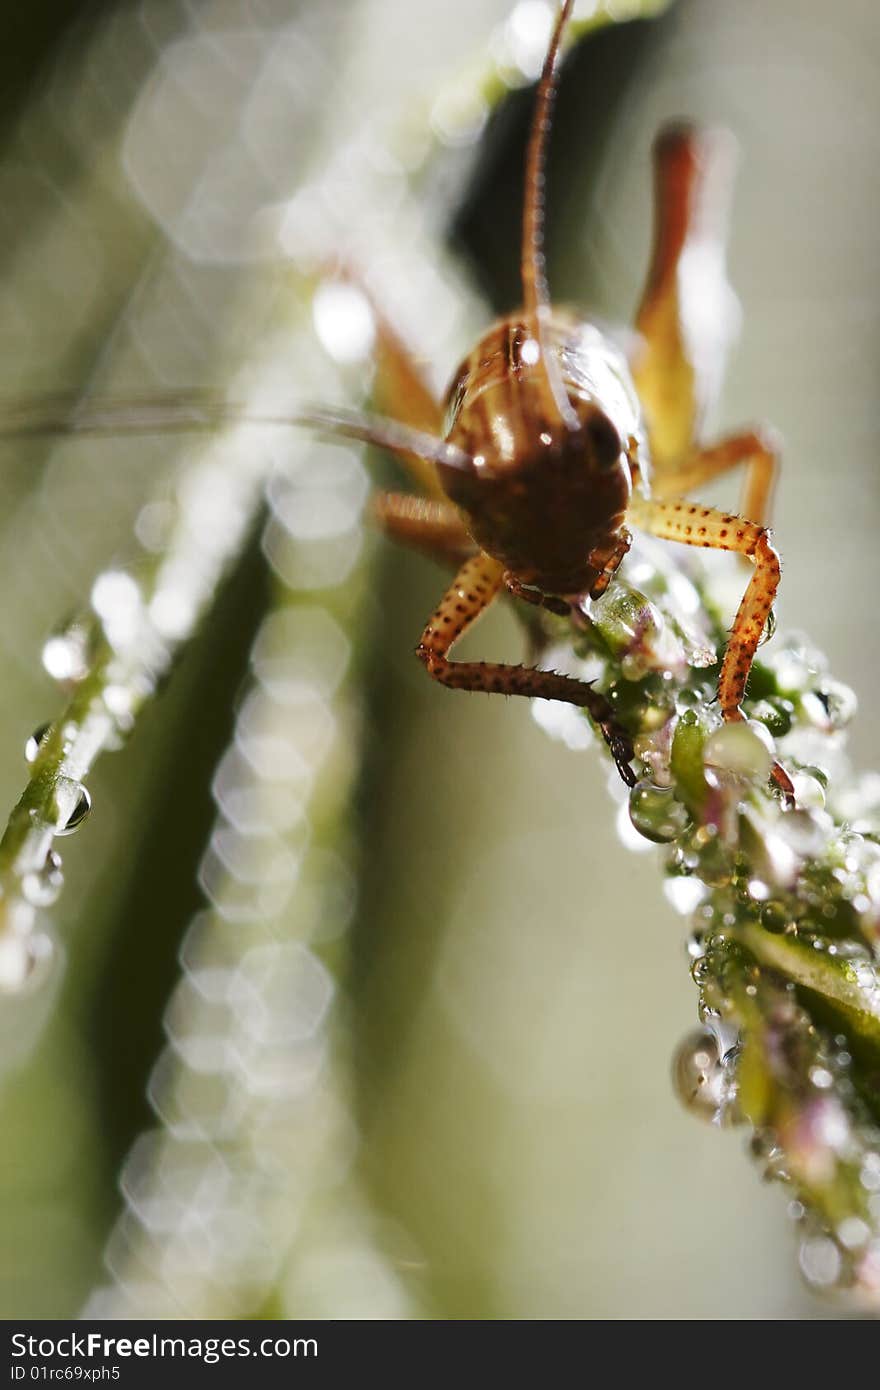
{"left": 586, "top": 413, "right": 622, "bottom": 469}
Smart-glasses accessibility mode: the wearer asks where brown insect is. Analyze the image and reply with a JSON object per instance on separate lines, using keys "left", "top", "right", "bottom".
{"left": 304, "top": 0, "right": 790, "bottom": 796}
{"left": 1, "top": 0, "right": 790, "bottom": 797}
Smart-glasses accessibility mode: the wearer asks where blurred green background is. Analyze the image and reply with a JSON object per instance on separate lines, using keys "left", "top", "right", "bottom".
{"left": 0, "top": 0, "right": 877, "bottom": 1319}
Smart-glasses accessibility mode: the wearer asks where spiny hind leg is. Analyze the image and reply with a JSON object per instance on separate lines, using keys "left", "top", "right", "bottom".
{"left": 417, "top": 553, "right": 637, "bottom": 785}
{"left": 629, "top": 494, "right": 793, "bottom": 798}
{"left": 373, "top": 492, "right": 473, "bottom": 567}
{"left": 652, "top": 428, "right": 780, "bottom": 528}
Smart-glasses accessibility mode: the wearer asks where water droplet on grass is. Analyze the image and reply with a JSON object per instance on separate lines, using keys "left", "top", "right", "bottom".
{"left": 799, "top": 1235, "right": 842, "bottom": 1289}
{"left": 629, "top": 780, "right": 690, "bottom": 843}
{"left": 55, "top": 784, "right": 91, "bottom": 836}
{"left": 704, "top": 720, "right": 774, "bottom": 781}
{"left": 24, "top": 723, "right": 51, "bottom": 764}
{"left": 672, "top": 1028, "right": 728, "bottom": 1121}
{"left": 21, "top": 849, "right": 64, "bottom": 908}
{"left": 42, "top": 617, "right": 93, "bottom": 683}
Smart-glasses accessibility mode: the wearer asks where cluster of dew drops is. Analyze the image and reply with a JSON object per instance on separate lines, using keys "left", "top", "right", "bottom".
{"left": 0, "top": 568, "right": 156, "bottom": 997}
{"left": 535, "top": 540, "right": 880, "bottom": 1301}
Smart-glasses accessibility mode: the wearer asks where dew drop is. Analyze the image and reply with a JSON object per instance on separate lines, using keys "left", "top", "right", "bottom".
{"left": 675, "top": 686, "right": 703, "bottom": 714}
{"left": 55, "top": 785, "right": 91, "bottom": 836}
{"left": 42, "top": 617, "right": 93, "bottom": 684}
{"left": 809, "top": 1065, "right": 834, "bottom": 1091}
{"left": 750, "top": 697, "right": 793, "bottom": 738}
{"left": 698, "top": 998, "right": 721, "bottom": 1026}
{"left": 135, "top": 499, "right": 175, "bottom": 554}
{"left": 103, "top": 684, "right": 136, "bottom": 735}
{"left": 21, "top": 849, "right": 64, "bottom": 909}
{"left": 671, "top": 1028, "right": 726, "bottom": 1121}
{"left": 664, "top": 876, "right": 706, "bottom": 915}
{"left": 91, "top": 570, "right": 144, "bottom": 652}
{"left": 790, "top": 771, "right": 826, "bottom": 811}
{"left": 24, "top": 723, "right": 51, "bottom": 765}
{"left": 860, "top": 1154, "right": 880, "bottom": 1192}
{"left": 668, "top": 843, "right": 699, "bottom": 873}
{"left": 704, "top": 720, "right": 774, "bottom": 781}
{"left": 837, "top": 1217, "right": 869, "bottom": 1250}
{"left": 686, "top": 930, "right": 706, "bottom": 961}
{"left": 628, "top": 780, "right": 690, "bottom": 844}
{"left": 761, "top": 899, "right": 795, "bottom": 935}
{"left": 693, "top": 834, "right": 733, "bottom": 889}
{"left": 799, "top": 1235, "right": 842, "bottom": 1289}
{"left": 779, "top": 809, "right": 827, "bottom": 858}
{"left": 757, "top": 605, "right": 777, "bottom": 647}
{"left": 690, "top": 955, "right": 711, "bottom": 986}
{"left": 802, "top": 679, "right": 857, "bottom": 732}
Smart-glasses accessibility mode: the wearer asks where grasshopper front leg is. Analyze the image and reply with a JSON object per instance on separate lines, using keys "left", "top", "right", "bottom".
{"left": 417, "top": 553, "right": 637, "bottom": 786}
{"left": 372, "top": 492, "right": 473, "bottom": 566}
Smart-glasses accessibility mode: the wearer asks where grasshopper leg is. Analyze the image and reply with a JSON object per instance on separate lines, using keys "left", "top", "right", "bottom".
{"left": 503, "top": 574, "right": 571, "bottom": 618}
{"left": 629, "top": 494, "right": 793, "bottom": 799}
{"left": 321, "top": 266, "right": 445, "bottom": 497}
{"left": 587, "top": 528, "right": 632, "bottom": 600}
{"left": 634, "top": 130, "right": 781, "bottom": 530}
{"left": 417, "top": 553, "right": 637, "bottom": 785}
{"left": 633, "top": 124, "right": 738, "bottom": 473}
{"left": 373, "top": 492, "right": 473, "bottom": 566}
{"left": 652, "top": 428, "right": 781, "bottom": 529}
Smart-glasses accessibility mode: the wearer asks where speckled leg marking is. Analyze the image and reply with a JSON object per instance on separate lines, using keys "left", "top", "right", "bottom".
{"left": 629, "top": 496, "right": 778, "bottom": 716}
{"left": 373, "top": 492, "right": 473, "bottom": 565}
{"left": 417, "top": 553, "right": 637, "bottom": 785}
{"left": 653, "top": 429, "right": 781, "bottom": 528}
{"left": 630, "top": 494, "right": 793, "bottom": 799}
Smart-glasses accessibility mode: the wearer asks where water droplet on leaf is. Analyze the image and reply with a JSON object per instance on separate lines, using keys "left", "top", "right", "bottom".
{"left": 42, "top": 616, "right": 93, "bottom": 684}
{"left": 790, "top": 771, "right": 826, "bottom": 811}
{"left": 750, "top": 697, "right": 793, "bottom": 738}
{"left": 55, "top": 784, "right": 91, "bottom": 836}
{"left": 671, "top": 1027, "right": 731, "bottom": 1122}
{"left": 704, "top": 721, "right": 773, "bottom": 782}
{"left": 24, "top": 723, "right": 51, "bottom": 764}
{"left": 663, "top": 876, "right": 706, "bottom": 915}
{"left": 686, "top": 929, "right": 706, "bottom": 960}
{"left": 761, "top": 899, "right": 795, "bottom": 934}
{"left": 21, "top": 849, "right": 64, "bottom": 908}
{"left": 628, "top": 780, "right": 690, "bottom": 844}
{"left": 799, "top": 1235, "right": 842, "bottom": 1289}
{"left": 91, "top": 570, "right": 144, "bottom": 652}
{"left": 801, "top": 679, "right": 857, "bottom": 732}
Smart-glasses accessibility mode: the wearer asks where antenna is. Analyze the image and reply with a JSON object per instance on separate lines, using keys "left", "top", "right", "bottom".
{"left": 520, "top": 0, "right": 580, "bottom": 432}
{"left": 299, "top": 408, "right": 475, "bottom": 473}
{"left": 0, "top": 393, "right": 475, "bottom": 474}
